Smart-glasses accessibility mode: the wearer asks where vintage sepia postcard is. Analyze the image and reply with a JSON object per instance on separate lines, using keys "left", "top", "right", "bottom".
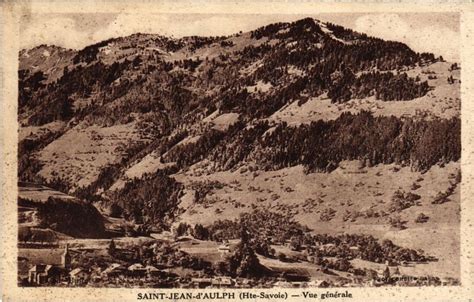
{"left": 1, "top": 1, "right": 474, "bottom": 301}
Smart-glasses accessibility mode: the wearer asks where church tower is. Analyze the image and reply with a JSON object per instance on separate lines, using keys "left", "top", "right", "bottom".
{"left": 61, "top": 243, "right": 71, "bottom": 270}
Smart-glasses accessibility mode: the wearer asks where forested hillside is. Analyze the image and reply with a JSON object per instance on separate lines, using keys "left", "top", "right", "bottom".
{"left": 18, "top": 17, "right": 460, "bottom": 231}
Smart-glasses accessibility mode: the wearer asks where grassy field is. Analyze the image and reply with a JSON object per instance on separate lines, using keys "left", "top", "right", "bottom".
{"left": 174, "top": 161, "right": 459, "bottom": 228}
{"left": 36, "top": 122, "right": 145, "bottom": 189}
{"left": 18, "top": 248, "right": 65, "bottom": 266}
{"left": 19, "top": 185, "right": 75, "bottom": 202}
{"left": 175, "top": 239, "right": 224, "bottom": 263}
{"left": 268, "top": 62, "right": 460, "bottom": 126}
{"left": 176, "top": 238, "right": 346, "bottom": 281}
{"left": 173, "top": 160, "right": 460, "bottom": 279}
{"left": 63, "top": 237, "right": 155, "bottom": 250}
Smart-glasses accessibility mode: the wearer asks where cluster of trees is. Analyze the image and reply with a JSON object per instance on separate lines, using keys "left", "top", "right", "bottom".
{"left": 197, "top": 111, "right": 460, "bottom": 174}
{"left": 251, "top": 18, "right": 337, "bottom": 42}
{"left": 320, "top": 208, "right": 337, "bottom": 221}
{"left": 326, "top": 22, "right": 366, "bottom": 42}
{"left": 163, "top": 121, "right": 247, "bottom": 169}
{"left": 26, "top": 97, "right": 74, "bottom": 126}
{"left": 450, "top": 63, "right": 460, "bottom": 71}
{"left": 208, "top": 121, "right": 268, "bottom": 170}
{"left": 163, "top": 128, "right": 226, "bottom": 168}
{"left": 388, "top": 216, "right": 408, "bottom": 230}
{"left": 313, "top": 257, "right": 354, "bottom": 274}
{"left": 183, "top": 35, "right": 226, "bottom": 52}
{"left": 331, "top": 71, "right": 430, "bottom": 103}
{"left": 18, "top": 157, "right": 43, "bottom": 183}
{"left": 432, "top": 171, "right": 460, "bottom": 204}
{"left": 42, "top": 175, "right": 73, "bottom": 194}
{"left": 220, "top": 40, "right": 235, "bottom": 47}
{"left": 221, "top": 226, "right": 268, "bottom": 278}
{"left": 356, "top": 71, "right": 429, "bottom": 101}
{"left": 18, "top": 134, "right": 73, "bottom": 193}
{"left": 179, "top": 209, "right": 433, "bottom": 269}
{"left": 80, "top": 70, "right": 200, "bottom": 129}
{"left": 447, "top": 75, "right": 456, "bottom": 84}
{"left": 248, "top": 18, "right": 429, "bottom": 70}
{"left": 238, "top": 43, "right": 273, "bottom": 62}
{"left": 187, "top": 210, "right": 305, "bottom": 246}
{"left": 250, "top": 21, "right": 287, "bottom": 40}
{"left": 74, "top": 163, "right": 124, "bottom": 202}
{"left": 189, "top": 180, "right": 226, "bottom": 204}
{"left": 19, "top": 197, "right": 105, "bottom": 238}
{"left": 109, "top": 171, "right": 183, "bottom": 227}
{"left": 137, "top": 240, "right": 213, "bottom": 271}
{"left": 18, "top": 70, "right": 46, "bottom": 107}
{"left": 18, "top": 226, "right": 59, "bottom": 245}
{"left": 104, "top": 239, "right": 213, "bottom": 274}
{"left": 176, "top": 210, "right": 306, "bottom": 257}
{"left": 176, "top": 58, "right": 203, "bottom": 71}
{"left": 389, "top": 190, "right": 421, "bottom": 212}
{"left": 72, "top": 38, "right": 115, "bottom": 64}
{"left": 222, "top": 39, "right": 430, "bottom": 116}
{"left": 275, "top": 18, "right": 325, "bottom": 41}
{"left": 175, "top": 220, "right": 239, "bottom": 241}
{"left": 305, "top": 234, "right": 431, "bottom": 264}
{"left": 251, "top": 111, "right": 460, "bottom": 173}
{"left": 191, "top": 224, "right": 210, "bottom": 240}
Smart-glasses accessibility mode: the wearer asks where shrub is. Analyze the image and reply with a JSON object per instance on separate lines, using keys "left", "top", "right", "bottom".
{"left": 389, "top": 190, "right": 421, "bottom": 212}
{"left": 278, "top": 252, "right": 287, "bottom": 262}
{"left": 320, "top": 208, "right": 336, "bottom": 221}
{"left": 415, "top": 213, "right": 429, "bottom": 223}
{"left": 108, "top": 203, "right": 123, "bottom": 218}
{"left": 389, "top": 215, "right": 407, "bottom": 230}
{"left": 432, "top": 191, "right": 450, "bottom": 204}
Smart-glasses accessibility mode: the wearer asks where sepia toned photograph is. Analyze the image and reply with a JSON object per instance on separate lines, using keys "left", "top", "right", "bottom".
{"left": 8, "top": 3, "right": 467, "bottom": 295}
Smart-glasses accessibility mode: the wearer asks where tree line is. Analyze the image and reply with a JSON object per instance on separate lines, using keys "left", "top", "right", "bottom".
{"left": 168, "top": 111, "right": 460, "bottom": 173}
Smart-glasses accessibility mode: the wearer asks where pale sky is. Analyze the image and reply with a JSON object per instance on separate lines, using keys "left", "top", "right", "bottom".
{"left": 20, "top": 12, "right": 460, "bottom": 61}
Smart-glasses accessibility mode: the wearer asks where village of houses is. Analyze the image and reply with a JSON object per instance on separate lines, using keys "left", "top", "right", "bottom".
{"left": 17, "top": 227, "right": 456, "bottom": 288}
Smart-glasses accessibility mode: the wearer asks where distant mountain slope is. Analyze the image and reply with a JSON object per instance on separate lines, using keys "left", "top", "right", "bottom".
{"left": 19, "top": 45, "right": 76, "bottom": 82}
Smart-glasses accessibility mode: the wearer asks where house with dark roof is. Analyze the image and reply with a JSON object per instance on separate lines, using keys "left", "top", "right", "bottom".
{"left": 128, "top": 263, "right": 147, "bottom": 278}
{"left": 69, "top": 268, "right": 89, "bottom": 285}
{"left": 211, "top": 276, "right": 233, "bottom": 288}
{"left": 191, "top": 277, "right": 213, "bottom": 288}
{"left": 28, "top": 264, "right": 62, "bottom": 285}
{"left": 145, "top": 265, "right": 162, "bottom": 278}
{"left": 102, "top": 263, "right": 126, "bottom": 278}
{"left": 217, "top": 243, "right": 231, "bottom": 257}
{"left": 23, "top": 244, "right": 71, "bottom": 285}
